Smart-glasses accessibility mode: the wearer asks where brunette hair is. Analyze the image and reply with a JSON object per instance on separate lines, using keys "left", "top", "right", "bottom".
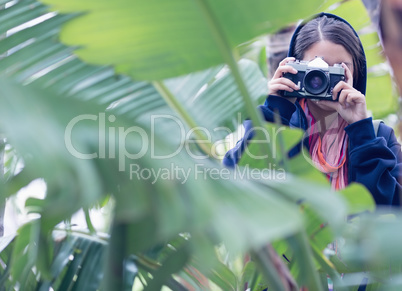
{"left": 293, "top": 15, "right": 365, "bottom": 88}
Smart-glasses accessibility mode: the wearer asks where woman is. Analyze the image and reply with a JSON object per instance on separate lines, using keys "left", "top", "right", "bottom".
{"left": 223, "top": 13, "right": 401, "bottom": 206}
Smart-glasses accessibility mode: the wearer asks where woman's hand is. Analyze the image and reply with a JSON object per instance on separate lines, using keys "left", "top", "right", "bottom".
{"left": 321, "top": 63, "right": 369, "bottom": 124}
{"left": 268, "top": 57, "right": 300, "bottom": 103}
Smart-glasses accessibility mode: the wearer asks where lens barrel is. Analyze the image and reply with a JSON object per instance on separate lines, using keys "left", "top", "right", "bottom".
{"left": 303, "top": 70, "right": 329, "bottom": 95}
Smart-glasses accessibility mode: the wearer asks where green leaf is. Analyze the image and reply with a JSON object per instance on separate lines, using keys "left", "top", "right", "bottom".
{"left": 54, "top": 232, "right": 109, "bottom": 290}
{"left": 0, "top": 13, "right": 76, "bottom": 55}
{"left": 189, "top": 252, "right": 238, "bottom": 291}
{"left": 37, "top": 235, "right": 78, "bottom": 290}
{"left": 71, "top": 240, "right": 104, "bottom": 291}
{"left": 39, "top": 0, "right": 326, "bottom": 80}
{"left": 366, "top": 73, "right": 398, "bottom": 118}
{"left": 143, "top": 244, "right": 190, "bottom": 291}
{"left": 303, "top": 204, "right": 335, "bottom": 251}
{"left": 286, "top": 153, "right": 330, "bottom": 184}
{"left": 237, "top": 121, "right": 330, "bottom": 185}
{"left": 240, "top": 261, "right": 257, "bottom": 291}
{"left": 0, "top": 235, "right": 16, "bottom": 289}
{"left": 57, "top": 237, "right": 92, "bottom": 290}
{"left": 0, "top": 77, "right": 105, "bottom": 226}
{"left": 187, "top": 59, "right": 268, "bottom": 140}
{"left": 208, "top": 262, "right": 238, "bottom": 291}
{"left": 338, "top": 183, "right": 376, "bottom": 214}
{"left": 360, "top": 32, "right": 385, "bottom": 69}
{"left": 0, "top": 234, "right": 15, "bottom": 255}
{"left": 329, "top": 0, "right": 371, "bottom": 32}
{"left": 11, "top": 220, "right": 40, "bottom": 286}
{"left": 0, "top": 0, "right": 47, "bottom": 35}
{"left": 25, "top": 197, "right": 45, "bottom": 214}
{"left": 238, "top": 123, "right": 304, "bottom": 169}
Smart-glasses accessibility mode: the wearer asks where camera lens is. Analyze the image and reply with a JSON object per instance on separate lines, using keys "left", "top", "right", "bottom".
{"left": 303, "top": 70, "right": 329, "bottom": 95}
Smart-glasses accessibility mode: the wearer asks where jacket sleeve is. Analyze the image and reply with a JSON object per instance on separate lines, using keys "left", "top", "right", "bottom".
{"left": 345, "top": 117, "right": 402, "bottom": 206}
{"left": 222, "top": 95, "right": 296, "bottom": 167}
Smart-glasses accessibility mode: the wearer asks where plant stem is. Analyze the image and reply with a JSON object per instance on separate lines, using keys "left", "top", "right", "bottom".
{"left": 166, "top": 276, "right": 189, "bottom": 291}
{"left": 273, "top": 109, "right": 290, "bottom": 171}
{"left": 251, "top": 246, "right": 295, "bottom": 291}
{"left": 153, "top": 81, "right": 215, "bottom": 158}
{"left": 84, "top": 208, "right": 96, "bottom": 234}
{"left": 53, "top": 228, "right": 109, "bottom": 243}
{"left": 105, "top": 222, "right": 126, "bottom": 291}
{"left": 195, "top": 0, "right": 272, "bottom": 161}
{"left": 135, "top": 254, "right": 162, "bottom": 271}
{"left": 287, "top": 232, "right": 324, "bottom": 291}
{"left": 0, "top": 137, "right": 5, "bottom": 237}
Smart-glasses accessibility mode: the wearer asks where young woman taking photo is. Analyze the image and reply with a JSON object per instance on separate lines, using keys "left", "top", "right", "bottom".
{"left": 223, "top": 13, "right": 401, "bottom": 206}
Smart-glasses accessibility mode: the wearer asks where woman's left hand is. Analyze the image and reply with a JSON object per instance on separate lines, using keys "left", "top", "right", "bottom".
{"left": 331, "top": 63, "right": 369, "bottom": 124}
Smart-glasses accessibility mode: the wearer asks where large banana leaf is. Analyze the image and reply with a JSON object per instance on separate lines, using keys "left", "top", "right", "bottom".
{"left": 0, "top": 1, "right": 270, "bottom": 147}
{"left": 39, "top": 0, "right": 326, "bottom": 80}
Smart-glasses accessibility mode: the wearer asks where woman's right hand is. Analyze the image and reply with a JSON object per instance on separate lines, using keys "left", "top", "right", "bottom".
{"left": 268, "top": 57, "right": 300, "bottom": 103}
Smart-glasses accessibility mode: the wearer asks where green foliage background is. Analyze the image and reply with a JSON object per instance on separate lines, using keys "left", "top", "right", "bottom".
{"left": 0, "top": 0, "right": 400, "bottom": 290}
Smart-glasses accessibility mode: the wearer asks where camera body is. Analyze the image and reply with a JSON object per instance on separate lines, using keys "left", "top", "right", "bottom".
{"left": 282, "top": 58, "right": 345, "bottom": 101}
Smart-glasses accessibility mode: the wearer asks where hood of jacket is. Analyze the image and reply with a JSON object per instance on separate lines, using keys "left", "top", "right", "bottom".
{"left": 287, "top": 12, "right": 367, "bottom": 95}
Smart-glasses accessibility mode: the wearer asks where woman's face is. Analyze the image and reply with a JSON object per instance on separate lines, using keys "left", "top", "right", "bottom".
{"left": 302, "top": 40, "right": 354, "bottom": 113}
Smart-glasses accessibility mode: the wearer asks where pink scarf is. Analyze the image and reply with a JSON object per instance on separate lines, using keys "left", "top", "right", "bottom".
{"left": 300, "top": 99, "right": 349, "bottom": 190}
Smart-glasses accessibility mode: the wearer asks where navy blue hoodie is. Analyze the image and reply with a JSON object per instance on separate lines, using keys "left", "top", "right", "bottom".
{"left": 223, "top": 13, "right": 401, "bottom": 206}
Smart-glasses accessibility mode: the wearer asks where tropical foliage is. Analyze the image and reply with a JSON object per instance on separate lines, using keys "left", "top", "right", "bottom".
{"left": 0, "top": 0, "right": 401, "bottom": 290}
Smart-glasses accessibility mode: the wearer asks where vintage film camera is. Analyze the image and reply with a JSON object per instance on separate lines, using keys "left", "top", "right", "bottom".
{"left": 282, "top": 57, "right": 345, "bottom": 101}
